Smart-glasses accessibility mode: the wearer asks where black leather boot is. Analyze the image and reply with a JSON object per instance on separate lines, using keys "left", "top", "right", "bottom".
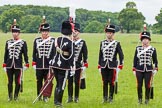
{"left": 8, "top": 93, "right": 13, "bottom": 102}
{"left": 103, "top": 84, "right": 108, "bottom": 103}
{"left": 54, "top": 88, "right": 64, "bottom": 106}
{"left": 109, "top": 85, "right": 114, "bottom": 103}
{"left": 138, "top": 98, "right": 142, "bottom": 104}
{"left": 8, "top": 84, "right": 13, "bottom": 101}
{"left": 74, "top": 97, "right": 79, "bottom": 103}
{"left": 54, "top": 87, "right": 58, "bottom": 104}
{"left": 66, "top": 96, "right": 73, "bottom": 103}
{"left": 102, "top": 96, "right": 108, "bottom": 103}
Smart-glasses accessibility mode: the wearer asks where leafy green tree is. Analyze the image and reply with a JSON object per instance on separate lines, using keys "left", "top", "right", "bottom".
{"left": 0, "top": 8, "right": 25, "bottom": 33}
{"left": 152, "top": 9, "right": 162, "bottom": 34}
{"left": 20, "top": 15, "right": 42, "bottom": 33}
{"left": 0, "top": 5, "right": 120, "bottom": 33}
{"left": 83, "top": 21, "right": 104, "bottom": 33}
{"left": 118, "top": 2, "right": 145, "bottom": 33}
{"left": 76, "top": 9, "right": 119, "bottom": 33}
{"left": 126, "top": 1, "right": 136, "bottom": 8}
{"left": 47, "top": 9, "right": 68, "bottom": 32}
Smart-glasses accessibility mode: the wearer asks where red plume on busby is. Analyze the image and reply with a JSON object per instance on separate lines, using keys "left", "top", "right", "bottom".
{"left": 140, "top": 24, "right": 151, "bottom": 41}
{"left": 39, "top": 16, "right": 50, "bottom": 32}
{"left": 11, "top": 19, "right": 20, "bottom": 33}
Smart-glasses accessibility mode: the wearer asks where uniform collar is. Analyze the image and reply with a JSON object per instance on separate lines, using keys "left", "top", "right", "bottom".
{"left": 142, "top": 45, "right": 150, "bottom": 48}
{"left": 106, "top": 39, "right": 114, "bottom": 42}
{"left": 62, "top": 35, "right": 71, "bottom": 40}
{"left": 42, "top": 36, "right": 50, "bottom": 40}
{"left": 74, "top": 37, "right": 80, "bottom": 41}
{"left": 13, "top": 38, "right": 20, "bottom": 41}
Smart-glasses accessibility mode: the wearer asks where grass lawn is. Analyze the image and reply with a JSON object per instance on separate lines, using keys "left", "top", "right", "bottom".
{"left": 0, "top": 32, "right": 162, "bottom": 108}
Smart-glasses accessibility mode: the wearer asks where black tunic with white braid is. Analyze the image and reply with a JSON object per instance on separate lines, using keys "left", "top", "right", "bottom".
{"left": 98, "top": 40, "right": 124, "bottom": 69}
{"left": 74, "top": 39, "right": 88, "bottom": 69}
{"left": 133, "top": 46, "right": 158, "bottom": 72}
{"left": 32, "top": 37, "right": 55, "bottom": 69}
{"left": 49, "top": 36, "right": 75, "bottom": 70}
{"left": 4, "top": 39, "right": 29, "bottom": 69}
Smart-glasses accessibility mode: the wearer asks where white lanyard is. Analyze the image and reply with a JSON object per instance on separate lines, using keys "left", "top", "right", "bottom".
{"left": 103, "top": 40, "right": 116, "bottom": 52}
{"left": 37, "top": 37, "right": 51, "bottom": 48}
{"left": 75, "top": 39, "right": 82, "bottom": 45}
{"left": 8, "top": 39, "right": 22, "bottom": 48}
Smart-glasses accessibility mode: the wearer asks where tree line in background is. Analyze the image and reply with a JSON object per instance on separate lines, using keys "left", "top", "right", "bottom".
{"left": 0, "top": 2, "right": 162, "bottom": 34}
{"left": 0, "top": 5, "right": 119, "bottom": 33}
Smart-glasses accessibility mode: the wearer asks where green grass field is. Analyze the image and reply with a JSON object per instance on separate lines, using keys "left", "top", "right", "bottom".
{"left": 0, "top": 32, "right": 162, "bottom": 108}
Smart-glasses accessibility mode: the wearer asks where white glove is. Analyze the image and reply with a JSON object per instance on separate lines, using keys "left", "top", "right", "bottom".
{"left": 152, "top": 70, "right": 157, "bottom": 76}
{"left": 98, "top": 68, "right": 101, "bottom": 73}
{"left": 3, "top": 67, "right": 6, "bottom": 72}
{"left": 70, "top": 70, "right": 75, "bottom": 77}
{"left": 32, "top": 65, "right": 36, "bottom": 70}
{"left": 81, "top": 71, "right": 86, "bottom": 79}
{"left": 81, "top": 67, "right": 86, "bottom": 72}
{"left": 116, "top": 68, "right": 120, "bottom": 73}
{"left": 133, "top": 71, "right": 136, "bottom": 76}
{"left": 23, "top": 66, "right": 28, "bottom": 71}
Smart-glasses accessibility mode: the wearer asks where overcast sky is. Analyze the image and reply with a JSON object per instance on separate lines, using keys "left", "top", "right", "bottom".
{"left": 0, "top": 0, "right": 161, "bottom": 24}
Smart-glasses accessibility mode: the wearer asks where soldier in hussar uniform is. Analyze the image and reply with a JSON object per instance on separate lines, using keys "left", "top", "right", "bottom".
{"left": 49, "top": 20, "right": 75, "bottom": 107}
{"left": 3, "top": 19, "right": 29, "bottom": 101}
{"left": 32, "top": 17, "right": 55, "bottom": 102}
{"left": 98, "top": 24, "right": 124, "bottom": 103}
{"left": 67, "top": 23, "right": 88, "bottom": 103}
{"left": 132, "top": 30, "right": 158, "bottom": 104}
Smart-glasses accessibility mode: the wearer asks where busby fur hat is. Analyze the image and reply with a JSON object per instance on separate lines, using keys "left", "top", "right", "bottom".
{"left": 74, "top": 23, "right": 80, "bottom": 32}
{"left": 61, "top": 21, "right": 72, "bottom": 35}
{"left": 105, "top": 24, "right": 115, "bottom": 33}
{"left": 140, "top": 31, "right": 151, "bottom": 41}
{"left": 11, "top": 25, "right": 20, "bottom": 33}
{"left": 40, "top": 23, "right": 50, "bottom": 31}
